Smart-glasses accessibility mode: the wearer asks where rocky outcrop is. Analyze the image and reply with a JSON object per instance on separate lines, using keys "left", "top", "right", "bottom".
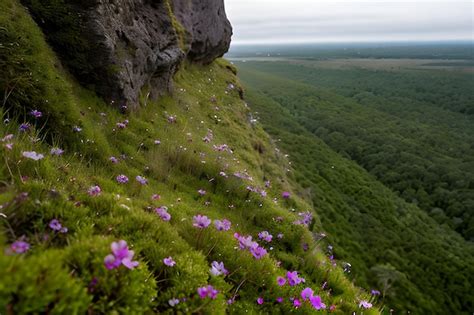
{"left": 172, "top": 0, "right": 232, "bottom": 64}
{"left": 22, "top": 0, "right": 232, "bottom": 109}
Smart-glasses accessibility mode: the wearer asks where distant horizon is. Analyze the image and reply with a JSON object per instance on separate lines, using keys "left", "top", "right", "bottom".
{"left": 226, "top": 0, "right": 473, "bottom": 46}
{"left": 230, "top": 39, "right": 474, "bottom": 47}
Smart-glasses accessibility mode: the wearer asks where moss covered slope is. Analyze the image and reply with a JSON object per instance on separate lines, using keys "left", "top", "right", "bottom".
{"left": 0, "top": 1, "right": 378, "bottom": 314}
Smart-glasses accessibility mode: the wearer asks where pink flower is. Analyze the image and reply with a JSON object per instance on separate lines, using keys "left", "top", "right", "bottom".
{"left": 88, "top": 185, "right": 102, "bottom": 196}
{"left": 197, "top": 285, "right": 218, "bottom": 299}
{"left": 293, "top": 299, "right": 302, "bottom": 308}
{"left": 257, "top": 297, "right": 264, "bottom": 305}
{"left": 151, "top": 194, "right": 161, "bottom": 200}
{"left": 214, "top": 219, "right": 231, "bottom": 231}
{"left": 287, "top": 271, "right": 305, "bottom": 286}
{"left": 163, "top": 256, "right": 176, "bottom": 267}
{"left": 104, "top": 240, "right": 139, "bottom": 270}
{"left": 193, "top": 215, "right": 211, "bottom": 229}
{"left": 310, "top": 295, "right": 326, "bottom": 310}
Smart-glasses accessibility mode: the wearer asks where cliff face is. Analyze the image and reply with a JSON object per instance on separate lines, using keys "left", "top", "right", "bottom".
{"left": 22, "top": 0, "right": 232, "bottom": 108}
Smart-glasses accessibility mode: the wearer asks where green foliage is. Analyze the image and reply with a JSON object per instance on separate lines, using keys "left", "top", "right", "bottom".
{"left": 237, "top": 59, "right": 474, "bottom": 314}
{"left": 235, "top": 60, "right": 474, "bottom": 241}
{"left": 0, "top": 250, "right": 91, "bottom": 314}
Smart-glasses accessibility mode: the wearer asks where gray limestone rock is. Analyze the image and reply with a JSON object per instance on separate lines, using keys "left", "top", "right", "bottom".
{"left": 22, "top": 0, "right": 232, "bottom": 108}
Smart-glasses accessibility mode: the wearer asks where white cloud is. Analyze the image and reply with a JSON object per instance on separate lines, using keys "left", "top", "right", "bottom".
{"left": 224, "top": 0, "right": 473, "bottom": 44}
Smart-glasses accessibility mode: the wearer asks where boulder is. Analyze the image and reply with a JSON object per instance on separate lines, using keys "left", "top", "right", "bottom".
{"left": 22, "top": 0, "right": 232, "bottom": 108}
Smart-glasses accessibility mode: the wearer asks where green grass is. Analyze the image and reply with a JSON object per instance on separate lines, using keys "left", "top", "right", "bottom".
{"left": 0, "top": 1, "right": 378, "bottom": 313}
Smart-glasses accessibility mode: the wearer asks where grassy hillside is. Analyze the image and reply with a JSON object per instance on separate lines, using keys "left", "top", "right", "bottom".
{"left": 0, "top": 1, "right": 378, "bottom": 314}
{"left": 236, "top": 62, "right": 474, "bottom": 314}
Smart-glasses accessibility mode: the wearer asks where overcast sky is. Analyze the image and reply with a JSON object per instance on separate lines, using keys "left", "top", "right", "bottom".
{"left": 225, "top": 0, "right": 473, "bottom": 45}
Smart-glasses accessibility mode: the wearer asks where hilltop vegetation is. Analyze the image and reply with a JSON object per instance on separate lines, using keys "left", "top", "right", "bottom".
{"left": 236, "top": 59, "right": 474, "bottom": 314}
{"left": 0, "top": 1, "right": 377, "bottom": 314}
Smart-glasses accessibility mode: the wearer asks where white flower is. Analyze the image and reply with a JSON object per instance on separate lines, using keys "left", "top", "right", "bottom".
{"left": 168, "top": 298, "right": 180, "bottom": 306}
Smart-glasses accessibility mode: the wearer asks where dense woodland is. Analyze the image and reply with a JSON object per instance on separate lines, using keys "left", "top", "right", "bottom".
{"left": 236, "top": 60, "right": 474, "bottom": 240}
{"left": 236, "top": 54, "right": 474, "bottom": 313}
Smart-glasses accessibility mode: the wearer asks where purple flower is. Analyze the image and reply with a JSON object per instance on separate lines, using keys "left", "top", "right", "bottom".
{"left": 301, "top": 287, "right": 314, "bottom": 301}
{"left": 294, "top": 211, "right": 313, "bottom": 227}
{"left": 154, "top": 140, "right": 161, "bottom": 145}
{"left": 371, "top": 289, "right": 381, "bottom": 296}
{"left": 250, "top": 246, "right": 267, "bottom": 260}
{"left": 22, "top": 151, "right": 44, "bottom": 161}
{"left": 234, "top": 233, "right": 255, "bottom": 249}
{"left": 214, "top": 219, "right": 231, "bottom": 231}
{"left": 197, "top": 285, "right": 218, "bottom": 299}
{"left": 104, "top": 240, "right": 139, "bottom": 270}
{"left": 257, "top": 297, "right": 264, "bottom": 305}
{"left": 276, "top": 297, "right": 284, "bottom": 303}
{"left": 258, "top": 231, "right": 273, "bottom": 242}
{"left": 10, "top": 240, "right": 30, "bottom": 254}
{"left": 293, "top": 299, "right": 302, "bottom": 308}
{"left": 193, "top": 215, "right": 211, "bottom": 229}
{"left": 73, "top": 126, "right": 82, "bottom": 132}
{"left": 136, "top": 175, "right": 148, "bottom": 185}
{"left": 116, "top": 122, "right": 127, "bottom": 129}
{"left": 19, "top": 123, "right": 30, "bottom": 132}
{"left": 30, "top": 110, "right": 42, "bottom": 118}
{"left": 310, "top": 295, "right": 326, "bottom": 310}
{"left": 282, "top": 191, "right": 291, "bottom": 199}
{"left": 49, "top": 219, "right": 67, "bottom": 233}
{"left": 210, "top": 261, "right": 228, "bottom": 276}
{"left": 155, "top": 206, "right": 171, "bottom": 221}
{"left": 163, "top": 256, "right": 176, "bottom": 267}
{"left": 287, "top": 271, "right": 305, "bottom": 286}
{"left": 277, "top": 233, "right": 284, "bottom": 239}
{"left": 109, "top": 156, "right": 119, "bottom": 164}
{"left": 50, "top": 148, "right": 64, "bottom": 156}
{"left": 277, "top": 276, "right": 287, "bottom": 286}
{"left": 359, "top": 300, "right": 373, "bottom": 309}
{"left": 116, "top": 174, "right": 129, "bottom": 184}
{"left": 197, "top": 189, "right": 206, "bottom": 196}
{"left": 88, "top": 185, "right": 101, "bottom": 197}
